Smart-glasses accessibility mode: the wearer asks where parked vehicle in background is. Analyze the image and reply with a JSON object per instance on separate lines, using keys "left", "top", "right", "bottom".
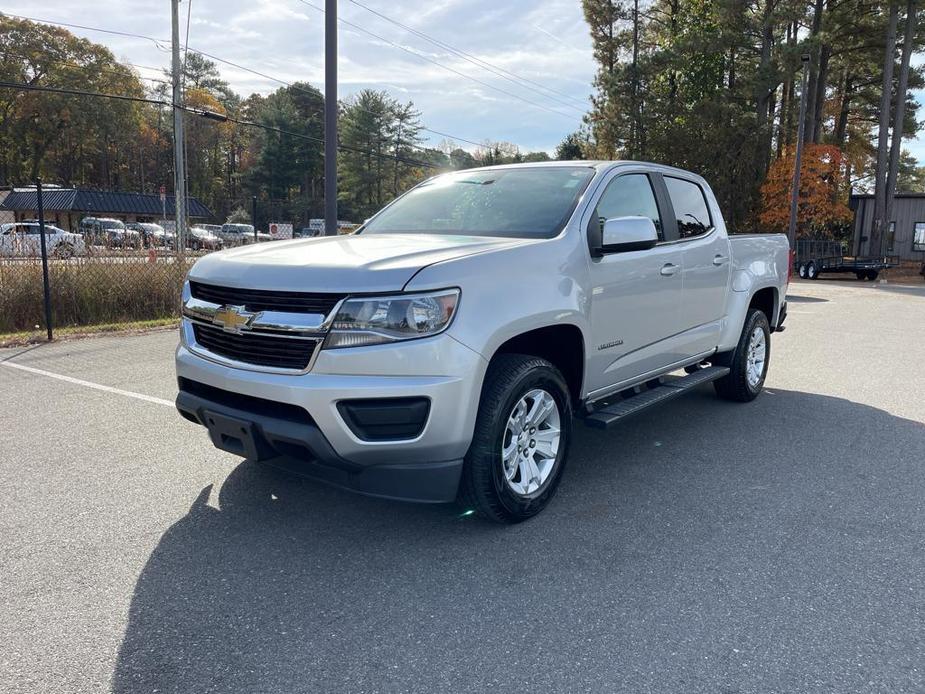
{"left": 294, "top": 226, "right": 322, "bottom": 238}
{"left": 295, "top": 220, "right": 357, "bottom": 237}
{"left": 187, "top": 226, "right": 224, "bottom": 251}
{"left": 79, "top": 217, "right": 141, "bottom": 249}
{"left": 217, "top": 223, "right": 254, "bottom": 246}
{"left": 176, "top": 161, "right": 790, "bottom": 523}
{"left": 126, "top": 222, "right": 173, "bottom": 248}
{"left": 0, "top": 222, "right": 86, "bottom": 258}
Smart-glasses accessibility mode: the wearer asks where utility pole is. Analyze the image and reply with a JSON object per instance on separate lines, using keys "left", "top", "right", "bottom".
{"left": 171, "top": 0, "right": 188, "bottom": 253}
{"left": 787, "top": 54, "right": 811, "bottom": 249}
{"left": 324, "top": 0, "right": 337, "bottom": 236}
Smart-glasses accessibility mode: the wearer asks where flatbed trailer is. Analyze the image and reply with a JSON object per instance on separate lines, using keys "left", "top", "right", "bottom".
{"left": 797, "top": 255, "right": 898, "bottom": 281}
{"left": 794, "top": 240, "right": 897, "bottom": 281}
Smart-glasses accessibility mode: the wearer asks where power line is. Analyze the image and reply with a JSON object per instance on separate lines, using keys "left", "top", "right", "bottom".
{"left": 0, "top": 80, "right": 168, "bottom": 106}
{"left": 0, "top": 50, "right": 172, "bottom": 87}
{"left": 2, "top": 12, "right": 493, "bottom": 150}
{"left": 0, "top": 13, "right": 170, "bottom": 46}
{"left": 0, "top": 80, "right": 441, "bottom": 169}
{"left": 346, "top": 0, "right": 587, "bottom": 113}
{"left": 295, "top": 0, "right": 578, "bottom": 122}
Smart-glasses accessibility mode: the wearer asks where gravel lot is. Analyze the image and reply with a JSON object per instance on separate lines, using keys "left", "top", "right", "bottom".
{"left": 1, "top": 279, "right": 924, "bottom": 693}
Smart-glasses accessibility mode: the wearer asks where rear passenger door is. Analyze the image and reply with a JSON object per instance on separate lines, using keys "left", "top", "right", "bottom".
{"left": 662, "top": 176, "right": 731, "bottom": 355}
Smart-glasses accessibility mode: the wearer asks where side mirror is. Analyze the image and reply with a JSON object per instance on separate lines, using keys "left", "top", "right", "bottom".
{"left": 598, "top": 216, "right": 659, "bottom": 254}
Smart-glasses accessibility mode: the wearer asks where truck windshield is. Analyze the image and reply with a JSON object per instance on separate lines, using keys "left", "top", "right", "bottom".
{"left": 360, "top": 166, "right": 595, "bottom": 238}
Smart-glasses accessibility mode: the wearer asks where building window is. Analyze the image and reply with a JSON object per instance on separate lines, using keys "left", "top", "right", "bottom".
{"left": 914, "top": 222, "right": 925, "bottom": 252}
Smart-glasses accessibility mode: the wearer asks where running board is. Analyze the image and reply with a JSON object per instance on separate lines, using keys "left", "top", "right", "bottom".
{"left": 583, "top": 366, "right": 730, "bottom": 430}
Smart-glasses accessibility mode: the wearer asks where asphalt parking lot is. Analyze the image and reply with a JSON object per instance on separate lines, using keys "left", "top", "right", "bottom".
{"left": 2, "top": 279, "right": 924, "bottom": 693}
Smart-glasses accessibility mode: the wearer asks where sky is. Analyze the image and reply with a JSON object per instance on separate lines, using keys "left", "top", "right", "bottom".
{"left": 3, "top": 0, "right": 595, "bottom": 155}
{"left": 4, "top": 1, "right": 925, "bottom": 162}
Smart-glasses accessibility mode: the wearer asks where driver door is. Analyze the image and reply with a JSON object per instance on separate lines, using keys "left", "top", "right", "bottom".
{"left": 584, "top": 171, "right": 684, "bottom": 394}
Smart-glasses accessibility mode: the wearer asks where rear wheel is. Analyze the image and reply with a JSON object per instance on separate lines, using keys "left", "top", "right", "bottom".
{"left": 798, "top": 263, "right": 808, "bottom": 279}
{"left": 867, "top": 270, "right": 879, "bottom": 281}
{"left": 458, "top": 354, "right": 572, "bottom": 523}
{"left": 713, "top": 308, "right": 770, "bottom": 403}
{"left": 856, "top": 271, "right": 866, "bottom": 281}
{"left": 807, "top": 261, "right": 819, "bottom": 280}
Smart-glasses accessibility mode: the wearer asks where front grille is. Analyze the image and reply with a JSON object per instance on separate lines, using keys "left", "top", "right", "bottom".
{"left": 190, "top": 281, "right": 344, "bottom": 315}
{"left": 193, "top": 323, "right": 319, "bottom": 370}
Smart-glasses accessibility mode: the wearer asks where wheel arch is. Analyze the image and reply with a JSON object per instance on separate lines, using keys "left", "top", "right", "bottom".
{"left": 488, "top": 324, "right": 586, "bottom": 405}
{"left": 718, "top": 282, "right": 781, "bottom": 352}
{"left": 748, "top": 286, "right": 779, "bottom": 328}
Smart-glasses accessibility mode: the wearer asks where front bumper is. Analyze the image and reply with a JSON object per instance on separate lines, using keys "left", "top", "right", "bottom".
{"left": 175, "top": 328, "right": 488, "bottom": 502}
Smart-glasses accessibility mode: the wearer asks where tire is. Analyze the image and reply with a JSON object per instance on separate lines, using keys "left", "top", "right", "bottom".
{"left": 458, "top": 354, "right": 572, "bottom": 523}
{"left": 867, "top": 271, "right": 879, "bottom": 281}
{"left": 713, "top": 308, "right": 771, "bottom": 403}
{"left": 856, "top": 272, "right": 866, "bottom": 281}
{"left": 798, "top": 263, "right": 808, "bottom": 279}
{"left": 807, "top": 261, "right": 819, "bottom": 280}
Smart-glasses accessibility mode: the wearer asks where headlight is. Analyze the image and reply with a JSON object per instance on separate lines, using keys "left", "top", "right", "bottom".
{"left": 323, "top": 289, "right": 460, "bottom": 349}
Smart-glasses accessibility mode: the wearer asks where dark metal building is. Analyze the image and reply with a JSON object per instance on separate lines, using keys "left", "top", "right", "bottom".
{"left": 850, "top": 193, "right": 925, "bottom": 262}
{"left": 0, "top": 187, "right": 212, "bottom": 230}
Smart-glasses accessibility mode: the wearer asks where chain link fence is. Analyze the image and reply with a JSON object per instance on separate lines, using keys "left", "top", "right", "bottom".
{"left": 0, "top": 251, "right": 194, "bottom": 334}
{"left": 0, "top": 188, "right": 361, "bottom": 337}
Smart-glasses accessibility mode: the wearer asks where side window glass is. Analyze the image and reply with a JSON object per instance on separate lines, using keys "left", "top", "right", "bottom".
{"left": 594, "top": 174, "right": 663, "bottom": 241}
{"left": 664, "top": 176, "right": 712, "bottom": 239}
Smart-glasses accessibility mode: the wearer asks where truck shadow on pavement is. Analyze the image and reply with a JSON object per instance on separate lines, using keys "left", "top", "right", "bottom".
{"left": 111, "top": 387, "right": 925, "bottom": 693}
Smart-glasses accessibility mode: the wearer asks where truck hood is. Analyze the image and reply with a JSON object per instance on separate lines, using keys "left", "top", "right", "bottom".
{"left": 188, "top": 232, "right": 531, "bottom": 293}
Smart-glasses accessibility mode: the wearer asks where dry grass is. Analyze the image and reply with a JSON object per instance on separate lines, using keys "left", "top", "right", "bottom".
{"left": 0, "top": 317, "right": 180, "bottom": 348}
{"left": 0, "top": 255, "right": 193, "bottom": 334}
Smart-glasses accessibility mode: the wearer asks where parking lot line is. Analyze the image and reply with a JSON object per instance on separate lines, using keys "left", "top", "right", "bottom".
{"left": 0, "top": 360, "right": 174, "bottom": 407}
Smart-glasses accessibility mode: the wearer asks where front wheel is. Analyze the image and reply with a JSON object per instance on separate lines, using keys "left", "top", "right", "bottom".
{"left": 459, "top": 354, "right": 572, "bottom": 523}
{"left": 807, "top": 261, "right": 819, "bottom": 280}
{"left": 798, "top": 263, "right": 808, "bottom": 279}
{"left": 713, "top": 308, "right": 771, "bottom": 403}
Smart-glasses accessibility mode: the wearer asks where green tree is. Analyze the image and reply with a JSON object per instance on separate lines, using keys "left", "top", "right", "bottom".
{"left": 338, "top": 90, "right": 427, "bottom": 220}
{"left": 556, "top": 132, "right": 586, "bottom": 160}
{"left": 0, "top": 16, "right": 150, "bottom": 187}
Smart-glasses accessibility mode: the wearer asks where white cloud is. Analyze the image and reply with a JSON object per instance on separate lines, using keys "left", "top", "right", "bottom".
{"left": 3, "top": 0, "right": 593, "bottom": 152}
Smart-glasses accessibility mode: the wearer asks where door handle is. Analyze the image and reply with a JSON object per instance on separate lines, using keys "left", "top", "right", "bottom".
{"left": 660, "top": 263, "right": 679, "bottom": 276}
{"left": 713, "top": 254, "right": 729, "bottom": 266}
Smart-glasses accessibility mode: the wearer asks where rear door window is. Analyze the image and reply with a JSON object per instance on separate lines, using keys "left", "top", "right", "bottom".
{"left": 664, "top": 177, "right": 712, "bottom": 239}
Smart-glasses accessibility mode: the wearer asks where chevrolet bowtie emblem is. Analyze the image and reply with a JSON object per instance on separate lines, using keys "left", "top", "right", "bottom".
{"left": 212, "top": 305, "right": 258, "bottom": 334}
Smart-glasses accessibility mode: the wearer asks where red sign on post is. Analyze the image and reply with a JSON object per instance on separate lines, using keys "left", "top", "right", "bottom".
{"left": 159, "top": 185, "right": 166, "bottom": 203}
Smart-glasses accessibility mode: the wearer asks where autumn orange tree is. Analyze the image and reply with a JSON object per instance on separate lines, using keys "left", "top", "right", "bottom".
{"left": 758, "top": 144, "right": 853, "bottom": 236}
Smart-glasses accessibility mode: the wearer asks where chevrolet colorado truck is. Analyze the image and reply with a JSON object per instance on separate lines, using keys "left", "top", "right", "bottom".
{"left": 176, "top": 161, "right": 790, "bottom": 523}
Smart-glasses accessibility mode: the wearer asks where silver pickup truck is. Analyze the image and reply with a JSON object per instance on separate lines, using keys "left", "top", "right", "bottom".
{"left": 176, "top": 161, "right": 790, "bottom": 522}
